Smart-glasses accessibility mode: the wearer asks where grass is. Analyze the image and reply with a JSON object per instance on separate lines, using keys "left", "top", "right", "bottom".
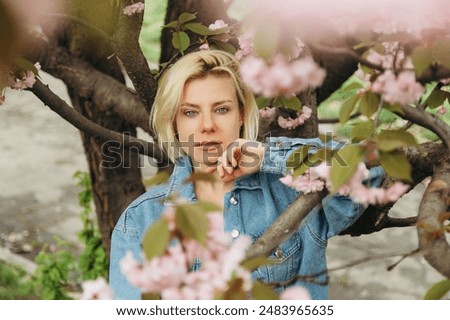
{"left": 0, "top": 260, "right": 37, "bottom": 299}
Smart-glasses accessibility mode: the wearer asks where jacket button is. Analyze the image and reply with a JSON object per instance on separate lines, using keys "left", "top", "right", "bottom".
{"left": 274, "top": 248, "right": 283, "bottom": 259}
{"left": 229, "top": 196, "right": 238, "bottom": 205}
{"left": 231, "top": 229, "right": 240, "bottom": 238}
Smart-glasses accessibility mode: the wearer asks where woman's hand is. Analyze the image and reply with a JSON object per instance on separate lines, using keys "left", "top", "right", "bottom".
{"left": 205, "top": 139, "right": 266, "bottom": 182}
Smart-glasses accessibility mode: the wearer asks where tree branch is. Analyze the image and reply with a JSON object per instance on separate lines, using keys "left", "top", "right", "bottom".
{"left": 245, "top": 189, "right": 328, "bottom": 260}
{"left": 397, "top": 105, "right": 450, "bottom": 149}
{"left": 111, "top": 1, "right": 158, "bottom": 114}
{"left": 417, "top": 153, "right": 450, "bottom": 278}
{"left": 29, "top": 78, "right": 169, "bottom": 164}
{"left": 27, "top": 42, "right": 152, "bottom": 133}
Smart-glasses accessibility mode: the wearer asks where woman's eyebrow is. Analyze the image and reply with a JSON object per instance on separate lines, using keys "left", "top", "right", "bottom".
{"left": 180, "top": 100, "right": 234, "bottom": 108}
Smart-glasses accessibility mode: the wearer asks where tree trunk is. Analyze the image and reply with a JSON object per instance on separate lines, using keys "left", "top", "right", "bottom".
{"left": 62, "top": 2, "right": 145, "bottom": 255}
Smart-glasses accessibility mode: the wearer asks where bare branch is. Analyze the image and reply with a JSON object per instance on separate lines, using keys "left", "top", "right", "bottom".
{"left": 245, "top": 190, "right": 328, "bottom": 261}
{"left": 30, "top": 78, "right": 169, "bottom": 164}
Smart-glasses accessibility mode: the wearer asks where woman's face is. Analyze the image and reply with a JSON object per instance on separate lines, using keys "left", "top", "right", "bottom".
{"left": 175, "top": 74, "right": 243, "bottom": 167}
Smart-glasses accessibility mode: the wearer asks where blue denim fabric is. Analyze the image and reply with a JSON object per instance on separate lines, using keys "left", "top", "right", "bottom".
{"left": 109, "top": 137, "right": 384, "bottom": 300}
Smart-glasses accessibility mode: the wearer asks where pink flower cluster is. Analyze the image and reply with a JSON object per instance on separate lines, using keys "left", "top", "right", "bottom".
{"left": 235, "top": 33, "right": 254, "bottom": 60}
{"left": 123, "top": 2, "right": 145, "bottom": 16}
{"left": 280, "top": 161, "right": 409, "bottom": 205}
{"left": 80, "top": 278, "right": 114, "bottom": 300}
{"left": 277, "top": 106, "right": 312, "bottom": 130}
{"left": 371, "top": 71, "right": 424, "bottom": 106}
{"left": 240, "top": 55, "right": 326, "bottom": 98}
{"left": 259, "top": 107, "right": 277, "bottom": 119}
{"left": 8, "top": 62, "right": 41, "bottom": 90}
{"left": 119, "top": 210, "right": 254, "bottom": 299}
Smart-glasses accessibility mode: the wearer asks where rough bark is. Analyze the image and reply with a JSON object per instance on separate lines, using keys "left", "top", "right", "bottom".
{"left": 61, "top": 3, "right": 145, "bottom": 255}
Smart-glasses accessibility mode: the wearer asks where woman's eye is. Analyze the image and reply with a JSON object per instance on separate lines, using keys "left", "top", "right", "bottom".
{"left": 184, "top": 110, "right": 197, "bottom": 117}
{"left": 216, "top": 107, "right": 229, "bottom": 113}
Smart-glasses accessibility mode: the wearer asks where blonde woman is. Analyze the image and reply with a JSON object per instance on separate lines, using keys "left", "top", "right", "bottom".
{"left": 109, "top": 50, "right": 383, "bottom": 299}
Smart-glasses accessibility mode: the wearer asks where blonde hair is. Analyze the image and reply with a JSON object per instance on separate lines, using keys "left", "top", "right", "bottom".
{"left": 151, "top": 50, "right": 259, "bottom": 162}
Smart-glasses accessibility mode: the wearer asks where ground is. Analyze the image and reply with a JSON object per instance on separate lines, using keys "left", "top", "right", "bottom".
{"left": 0, "top": 73, "right": 447, "bottom": 299}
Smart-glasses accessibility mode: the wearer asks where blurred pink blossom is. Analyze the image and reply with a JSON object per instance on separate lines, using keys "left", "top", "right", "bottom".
{"left": 259, "top": 107, "right": 276, "bottom": 119}
{"left": 280, "top": 286, "right": 311, "bottom": 300}
{"left": 240, "top": 55, "right": 325, "bottom": 98}
{"left": 371, "top": 71, "right": 424, "bottom": 105}
{"left": 437, "top": 106, "right": 447, "bottom": 115}
{"left": 208, "top": 20, "right": 228, "bottom": 30}
{"left": 0, "top": 95, "right": 5, "bottom": 105}
{"left": 81, "top": 278, "right": 114, "bottom": 300}
{"left": 235, "top": 33, "right": 254, "bottom": 60}
{"left": 123, "top": 2, "right": 145, "bottom": 16}
{"left": 246, "top": 0, "right": 450, "bottom": 41}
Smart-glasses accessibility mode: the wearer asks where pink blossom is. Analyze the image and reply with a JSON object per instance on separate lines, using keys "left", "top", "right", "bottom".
{"left": 208, "top": 20, "right": 228, "bottom": 30}
{"left": 240, "top": 54, "right": 325, "bottom": 98}
{"left": 371, "top": 71, "right": 424, "bottom": 105}
{"left": 279, "top": 173, "right": 325, "bottom": 193}
{"left": 123, "top": 2, "right": 145, "bottom": 16}
{"left": 437, "top": 106, "right": 447, "bottom": 115}
{"left": 9, "top": 62, "right": 41, "bottom": 90}
{"left": 277, "top": 106, "right": 313, "bottom": 129}
{"left": 259, "top": 107, "right": 277, "bottom": 119}
{"left": 199, "top": 43, "right": 210, "bottom": 50}
{"left": 80, "top": 278, "right": 114, "bottom": 300}
{"left": 280, "top": 286, "right": 311, "bottom": 300}
{"left": 235, "top": 33, "right": 254, "bottom": 60}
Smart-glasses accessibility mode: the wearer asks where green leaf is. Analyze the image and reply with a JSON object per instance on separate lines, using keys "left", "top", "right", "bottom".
{"left": 251, "top": 281, "right": 279, "bottom": 300}
{"left": 411, "top": 46, "right": 434, "bottom": 76}
{"left": 143, "top": 171, "right": 170, "bottom": 187}
{"left": 286, "top": 145, "right": 312, "bottom": 170}
{"left": 424, "top": 279, "right": 450, "bottom": 300}
{"left": 184, "top": 22, "right": 211, "bottom": 35}
{"left": 178, "top": 12, "right": 197, "bottom": 26}
{"left": 341, "top": 81, "right": 364, "bottom": 93}
{"left": 255, "top": 96, "right": 271, "bottom": 109}
{"left": 211, "top": 39, "right": 237, "bottom": 54}
{"left": 280, "top": 96, "right": 302, "bottom": 111}
{"left": 359, "top": 91, "right": 380, "bottom": 118}
{"left": 379, "top": 150, "right": 412, "bottom": 182}
{"left": 433, "top": 38, "right": 450, "bottom": 69}
{"left": 383, "top": 102, "right": 404, "bottom": 114}
{"left": 350, "top": 120, "right": 375, "bottom": 142}
{"left": 142, "top": 219, "right": 170, "bottom": 260}
{"left": 329, "top": 145, "right": 362, "bottom": 191}
{"left": 172, "top": 31, "right": 190, "bottom": 54}
{"left": 426, "top": 87, "right": 448, "bottom": 109}
{"left": 163, "top": 20, "right": 178, "bottom": 29}
{"left": 376, "top": 129, "right": 418, "bottom": 152}
{"left": 175, "top": 204, "right": 209, "bottom": 244}
{"left": 141, "top": 292, "right": 161, "bottom": 300}
{"left": 241, "top": 256, "right": 273, "bottom": 271}
{"left": 15, "top": 58, "right": 39, "bottom": 75}
{"left": 339, "top": 95, "right": 360, "bottom": 123}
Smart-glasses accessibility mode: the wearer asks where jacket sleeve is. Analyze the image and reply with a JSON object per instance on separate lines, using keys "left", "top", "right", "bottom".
{"left": 109, "top": 208, "right": 143, "bottom": 300}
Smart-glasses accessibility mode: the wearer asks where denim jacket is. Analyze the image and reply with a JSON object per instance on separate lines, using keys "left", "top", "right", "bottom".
{"left": 109, "top": 137, "right": 384, "bottom": 300}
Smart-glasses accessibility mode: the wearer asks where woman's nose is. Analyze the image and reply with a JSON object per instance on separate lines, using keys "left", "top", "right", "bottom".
{"left": 201, "top": 113, "right": 216, "bottom": 133}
